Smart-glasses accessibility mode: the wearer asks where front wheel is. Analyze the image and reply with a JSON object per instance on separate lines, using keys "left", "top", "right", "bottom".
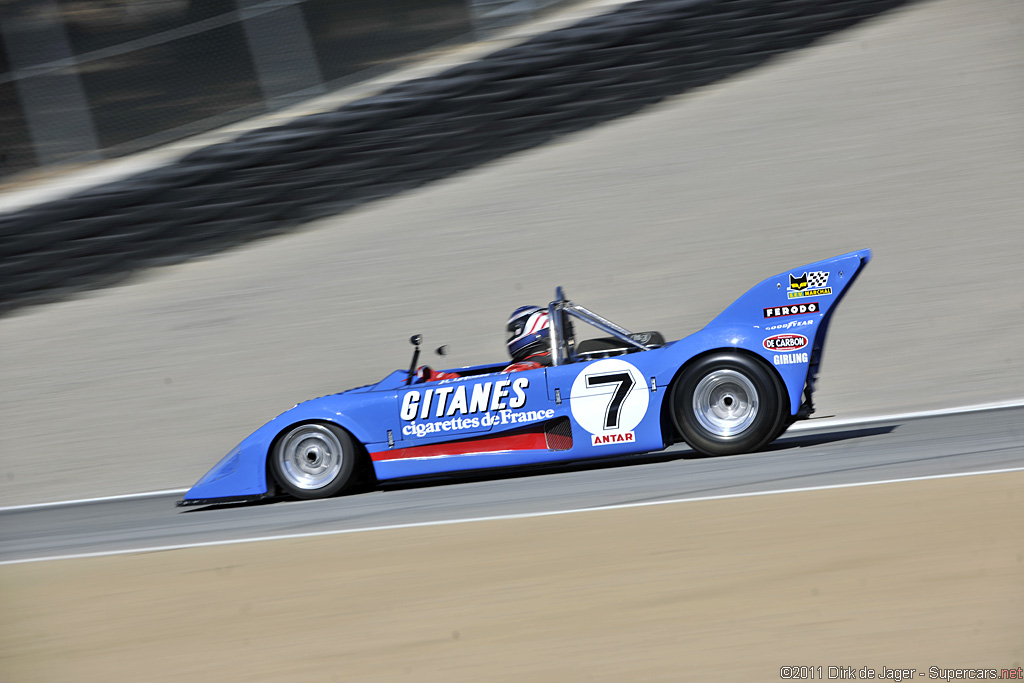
{"left": 671, "top": 353, "right": 787, "bottom": 457}
{"left": 270, "top": 422, "right": 357, "bottom": 500}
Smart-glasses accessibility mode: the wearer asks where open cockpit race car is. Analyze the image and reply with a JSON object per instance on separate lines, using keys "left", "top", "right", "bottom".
{"left": 178, "top": 249, "right": 871, "bottom": 506}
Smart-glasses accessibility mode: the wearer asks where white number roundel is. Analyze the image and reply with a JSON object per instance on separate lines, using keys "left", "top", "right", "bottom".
{"left": 569, "top": 358, "right": 649, "bottom": 436}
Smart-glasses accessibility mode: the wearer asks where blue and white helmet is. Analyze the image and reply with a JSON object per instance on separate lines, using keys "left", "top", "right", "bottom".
{"left": 506, "top": 306, "right": 550, "bottom": 362}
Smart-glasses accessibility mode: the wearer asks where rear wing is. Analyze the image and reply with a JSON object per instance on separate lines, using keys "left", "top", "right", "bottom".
{"left": 706, "top": 248, "right": 872, "bottom": 418}
{"left": 707, "top": 249, "right": 871, "bottom": 330}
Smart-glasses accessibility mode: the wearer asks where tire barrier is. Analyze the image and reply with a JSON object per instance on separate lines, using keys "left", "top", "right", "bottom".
{"left": 0, "top": 0, "right": 908, "bottom": 315}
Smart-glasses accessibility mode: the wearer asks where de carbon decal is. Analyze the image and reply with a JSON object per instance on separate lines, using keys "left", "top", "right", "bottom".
{"left": 773, "top": 353, "right": 809, "bottom": 365}
{"left": 788, "top": 271, "right": 832, "bottom": 299}
{"left": 399, "top": 377, "right": 553, "bottom": 437}
{"left": 763, "top": 302, "right": 819, "bottom": 319}
{"left": 763, "top": 334, "right": 808, "bottom": 351}
{"left": 569, "top": 358, "right": 649, "bottom": 447}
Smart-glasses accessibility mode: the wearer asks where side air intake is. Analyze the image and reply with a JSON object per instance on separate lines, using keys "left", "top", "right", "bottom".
{"left": 545, "top": 417, "right": 573, "bottom": 451}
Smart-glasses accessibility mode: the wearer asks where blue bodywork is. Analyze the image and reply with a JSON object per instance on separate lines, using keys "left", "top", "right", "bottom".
{"left": 181, "top": 250, "right": 870, "bottom": 504}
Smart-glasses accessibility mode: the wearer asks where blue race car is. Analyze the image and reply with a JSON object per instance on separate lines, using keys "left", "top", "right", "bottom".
{"left": 178, "top": 249, "right": 870, "bottom": 506}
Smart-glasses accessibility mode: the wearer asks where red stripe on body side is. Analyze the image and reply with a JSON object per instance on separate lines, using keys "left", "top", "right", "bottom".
{"left": 373, "top": 431, "right": 549, "bottom": 462}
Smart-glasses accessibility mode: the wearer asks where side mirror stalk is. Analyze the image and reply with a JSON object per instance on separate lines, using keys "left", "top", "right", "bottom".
{"left": 407, "top": 335, "right": 422, "bottom": 385}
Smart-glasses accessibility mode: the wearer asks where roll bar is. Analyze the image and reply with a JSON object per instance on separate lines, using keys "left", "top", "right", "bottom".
{"left": 546, "top": 288, "right": 654, "bottom": 366}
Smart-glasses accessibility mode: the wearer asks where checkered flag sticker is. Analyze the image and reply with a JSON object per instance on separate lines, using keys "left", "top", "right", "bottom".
{"left": 806, "top": 271, "right": 829, "bottom": 288}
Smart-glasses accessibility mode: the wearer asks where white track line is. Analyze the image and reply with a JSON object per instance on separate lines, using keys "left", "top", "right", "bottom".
{"left": 2, "top": 397, "right": 1022, "bottom": 513}
{"left": 0, "top": 488, "right": 188, "bottom": 513}
{"left": 788, "top": 397, "right": 1024, "bottom": 432}
{"left": 3, "top": 465, "right": 1023, "bottom": 566}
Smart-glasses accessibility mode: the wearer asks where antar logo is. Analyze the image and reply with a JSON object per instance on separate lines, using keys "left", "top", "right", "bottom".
{"left": 592, "top": 431, "right": 635, "bottom": 446}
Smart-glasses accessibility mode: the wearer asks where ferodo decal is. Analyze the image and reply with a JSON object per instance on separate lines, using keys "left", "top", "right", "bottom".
{"left": 399, "top": 377, "right": 554, "bottom": 438}
{"left": 763, "top": 301, "right": 819, "bottom": 319}
{"left": 787, "top": 271, "right": 832, "bottom": 299}
{"left": 763, "top": 334, "right": 808, "bottom": 351}
{"left": 570, "top": 359, "right": 649, "bottom": 446}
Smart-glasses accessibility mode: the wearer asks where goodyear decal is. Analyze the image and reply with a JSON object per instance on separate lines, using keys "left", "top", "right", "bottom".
{"left": 765, "top": 319, "right": 814, "bottom": 331}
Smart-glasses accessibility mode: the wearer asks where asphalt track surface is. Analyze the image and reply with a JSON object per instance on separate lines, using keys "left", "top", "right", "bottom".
{"left": 3, "top": 405, "right": 1022, "bottom": 565}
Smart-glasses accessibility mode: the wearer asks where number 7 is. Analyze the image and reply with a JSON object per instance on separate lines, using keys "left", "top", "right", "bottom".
{"left": 585, "top": 372, "right": 635, "bottom": 430}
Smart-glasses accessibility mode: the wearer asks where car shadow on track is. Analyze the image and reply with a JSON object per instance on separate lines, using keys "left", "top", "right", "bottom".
{"left": 763, "top": 425, "right": 898, "bottom": 452}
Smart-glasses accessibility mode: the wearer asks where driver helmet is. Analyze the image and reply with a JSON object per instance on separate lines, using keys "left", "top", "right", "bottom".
{"left": 506, "top": 306, "right": 550, "bottom": 362}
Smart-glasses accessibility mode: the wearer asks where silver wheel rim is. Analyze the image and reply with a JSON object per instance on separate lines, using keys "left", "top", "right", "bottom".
{"left": 277, "top": 424, "right": 344, "bottom": 490}
{"left": 692, "top": 369, "right": 759, "bottom": 437}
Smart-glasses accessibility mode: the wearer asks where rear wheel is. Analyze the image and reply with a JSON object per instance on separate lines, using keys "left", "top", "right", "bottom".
{"left": 671, "top": 353, "right": 786, "bottom": 456}
{"left": 270, "top": 422, "right": 357, "bottom": 500}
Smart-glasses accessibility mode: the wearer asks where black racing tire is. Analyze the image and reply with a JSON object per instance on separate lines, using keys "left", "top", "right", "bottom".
{"left": 772, "top": 416, "right": 796, "bottom": 443}
{"left": 671, "top": 352, "right": 787, "bottom": 457}
{"left": 269, "top": 422, "right": 357, "bottom": 500}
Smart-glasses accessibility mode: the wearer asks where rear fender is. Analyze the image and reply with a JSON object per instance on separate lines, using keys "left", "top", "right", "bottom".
{"left": 651, "top": 249, "right": 870, "bottom": 427}
{"left": 705, "top": 248, "right": 871, "bottom": 417}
